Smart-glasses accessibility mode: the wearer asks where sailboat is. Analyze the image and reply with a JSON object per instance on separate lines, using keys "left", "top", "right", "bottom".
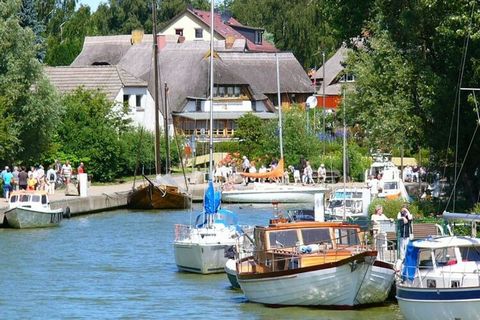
{"left": 127, "top": 2, "right": 191, "bottom": 210}
{"left": 221, "top": 54, "right": 328, "bottom": 204}
{"left": 173, "top": 0, "right": 242, "bottom": 274}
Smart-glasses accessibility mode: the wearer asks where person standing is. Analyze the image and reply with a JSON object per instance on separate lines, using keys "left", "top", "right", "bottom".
{"left": 371, "top": 205, "right": 392, "bottom": 260}
{"left": 18, "top": 167, "right": 28, "bottom": 190}
{"left": 299, "top": 156, "right": 307, "bottom": 183}
{"left": 397, "top": 204, "right": 413, "bottom": 259}
{"left": 12, "top": 166, "right": 19, "bottom": 191}
{"left": 77, "top": 162, "right": 85, "bottom": 174}
{"left": 242, "top": 156, "right": 250, "bottom": 185}
{"left": 46, "top": 166, "right": 57, "bottom": 195}
{"left": 61, "top": 160, "right": 72, "bottom": 186}
{"left": 2, "top": 168, "right": 13, "bottom": 200}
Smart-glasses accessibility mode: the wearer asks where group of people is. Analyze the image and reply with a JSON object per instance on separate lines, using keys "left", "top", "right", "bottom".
{"left": 0, "top": 160, "right": 85, "bottom": 199}
{"left": 370, "top": 204, "right": 413, "bottom": 259}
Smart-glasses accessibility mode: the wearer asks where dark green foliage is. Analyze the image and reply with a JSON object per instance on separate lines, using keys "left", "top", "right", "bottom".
{"left": 20, "top": 0, "right": 45, "bottom": 61}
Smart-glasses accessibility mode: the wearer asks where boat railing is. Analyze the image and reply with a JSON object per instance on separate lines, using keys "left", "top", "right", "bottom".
{"left": 400, "top": 261, "right": 480, "bottom": 288}
{"left": 263, "top": 240, "right": 371, "bottom": 272}
{"left": 174, "top": 224, "right": 191, "bottom": 241}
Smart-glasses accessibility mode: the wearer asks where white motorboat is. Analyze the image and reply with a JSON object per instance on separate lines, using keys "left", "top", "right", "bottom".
{"left": 221, "top": 183, "right": 327, "bottom": 204}
{"left": 236, "top": 220, "right": 395, "bottom": 307}
{"left": 396, "top": 235, "right": 480, "bottom": 320}
{"left": 365, "top": 153, "right": 410, "bottom": 202}
{"left": 173, "top": 181, "right": 242, "bottom": 274}
{"left": 4, "top": 190, "right": 67, "bottom": 229}
{"left": 325, "top": 187, "right": 371, "bottom": 219}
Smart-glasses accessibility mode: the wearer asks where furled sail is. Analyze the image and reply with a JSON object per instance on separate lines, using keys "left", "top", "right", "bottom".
{"left": 240, "top": 159, "right": 284, "bottom": 180}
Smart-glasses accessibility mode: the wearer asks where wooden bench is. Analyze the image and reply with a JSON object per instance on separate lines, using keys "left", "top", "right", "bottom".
{"left": 386, "top": 223, "right": 442, "bottom": 241}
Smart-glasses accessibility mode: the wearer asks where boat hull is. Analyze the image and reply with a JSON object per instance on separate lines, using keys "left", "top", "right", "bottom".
{"left": 173, "top": 241, "right": 235, "bottom": 274}
{"left": 128, "top": 184, "right": 191, "bottom": 210}
{"left": 225, "top": 259, "right": 240, "bottom": 289}
{"left": 397, "top": 286, "right": 480, "bottom": 320}
{"left": 5, "top": 207, "right": 63, "bottom": 229}
{"left": 222, "top": 185, "right": 326, "bottom": 204}
{"left": 238, "top": 255, "right": 393, "bottom": 307}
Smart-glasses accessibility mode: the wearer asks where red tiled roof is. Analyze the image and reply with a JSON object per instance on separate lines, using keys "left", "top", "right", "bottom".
{"left": 191, "top": 9, "right": 278, "bottom": 53}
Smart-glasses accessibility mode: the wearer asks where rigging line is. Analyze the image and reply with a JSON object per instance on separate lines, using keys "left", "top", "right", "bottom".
{"left": 444, "top": 2, "right": 476, "bottom": 210}
{"left": 166, "top": 89, "right": 190, "bottom": 193}
{"left": 444, "top": 123, "right": 479, "bottom": 211}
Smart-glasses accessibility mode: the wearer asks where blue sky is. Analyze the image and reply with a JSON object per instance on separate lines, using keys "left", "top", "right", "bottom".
{"left": 77, "top": 0, "right": 103, "bottom": 12}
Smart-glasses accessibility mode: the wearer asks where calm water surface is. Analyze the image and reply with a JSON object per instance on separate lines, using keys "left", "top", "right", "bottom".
{"left": 0, "top": 204, "right": 404, "bottom": 319}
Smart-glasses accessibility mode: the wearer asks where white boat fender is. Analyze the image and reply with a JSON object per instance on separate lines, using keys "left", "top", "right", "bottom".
{"left": 299, "top": 244, "right": 322, "bottom": 254}
{"left": 63, "top": 206, "right": 71, "bottom": 219}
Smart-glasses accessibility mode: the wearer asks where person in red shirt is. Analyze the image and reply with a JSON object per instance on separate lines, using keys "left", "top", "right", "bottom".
{"left": 77, "top": 162, "right": 85, "bottom": 174}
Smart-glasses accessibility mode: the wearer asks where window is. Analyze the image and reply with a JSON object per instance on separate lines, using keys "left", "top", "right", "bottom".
{"left": 175, "top": 29, "right": 183, "bottom": 36}
{"left": 136, "top": 95, "right": 142, "bottom": 108}
{"left": 302, "top": 228, "right": 331, "bottom": 245}
{"left": 254, "top": 31, "right": 263, "bottom": 45}
{"left": 195, "top": 99, "right": 202, "bottom": 112}
{"left": 218, "top": 86, "right": 225, "bottom": 97}
{"left": 214, "top": 85, "right": 243, "bottom": 98}
{"left": 268, "top": 230, "right": 299, "bottom": 249}
{"left": 195, "top": 28, "right": 203, "bottom": 39}
{"left": 252, "top": 100, "right": 257, "bottom": 112}
{"left": 234, "top": 86, "right": 241, "bottom": 97}
{"left": 340, "top": 73, "right": 356, "bottom": 82}
{"left": 123, "top": 94, "right": 129, "bottom": 105}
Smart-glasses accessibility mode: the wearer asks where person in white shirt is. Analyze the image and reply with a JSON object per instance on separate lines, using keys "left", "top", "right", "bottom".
{"left": 371, "top": 205, "right": 392, "bottom": 259}
{"left": 317, "top": 163, "right": 327, "bottom": 184}
{"left": 61, "top": 160, "right": 73, "bottom": 185}
{"left": 46, "top": 166, "right": 57, "bottom": 195}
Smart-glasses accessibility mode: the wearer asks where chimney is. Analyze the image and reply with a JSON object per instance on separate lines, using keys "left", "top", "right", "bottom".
{"left": 225, "top": 35, "right": 235, "bottom": 49}
{"left": 157, "top": 35, "right": 167, "bottom": 51}
{"left": 131, "top": 29, "right": 144, "bottom": 45}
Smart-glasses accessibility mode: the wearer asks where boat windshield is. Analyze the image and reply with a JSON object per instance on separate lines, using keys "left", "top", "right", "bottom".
{"left": 269, "top": 230, "right": 298, "bottom": 249}
{"left": 433, "top": 247, "right": 457, "bottom": 266}
{"left": 302, "top": 228, "right": 331, "bottom": 245}
{"left": 334, "top": 228, "right": 359, "bottom": 245}
{"left": 383, "top": 182, "right": 398, "bottom": 190}
{"left": 459, "top": 246, "right": 480, "bottom": 262}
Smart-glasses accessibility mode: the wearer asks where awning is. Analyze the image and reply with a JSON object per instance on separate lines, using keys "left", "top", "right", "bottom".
{"left": 391, "top": 157, "right": 417, "bottom": 167}
{"left": 172, "top": 112, "right": 278, "bottom": 120}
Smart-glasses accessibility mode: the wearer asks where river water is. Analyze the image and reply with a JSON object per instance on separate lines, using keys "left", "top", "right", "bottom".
{"left": 0, "top": 204, "right": 404, "bottom": 319}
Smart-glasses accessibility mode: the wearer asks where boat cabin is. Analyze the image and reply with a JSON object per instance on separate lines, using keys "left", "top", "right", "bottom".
{"left": 326, "top": 188, "right": 371, "bottom": 218}
{"left": 8, "top": 191, "right": 50, "bottom": 210}
{"left": 403, "top": 237, "right": 480, "bottom": 288}
{"left": 239, "top": 221, "right": 367, "bottom": 274}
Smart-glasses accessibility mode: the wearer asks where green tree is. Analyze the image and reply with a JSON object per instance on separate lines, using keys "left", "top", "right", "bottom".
{"left": 57, "top": 88, "right": 132, "bottom": 181}
{"left": 0, "top": 0, "right": 58, "bottom": 164}
{"left": 20, "top": 0, "right": 45, "bottom": 61}
{"left": 233, "top": 112, "right": 268, "bottom": 159}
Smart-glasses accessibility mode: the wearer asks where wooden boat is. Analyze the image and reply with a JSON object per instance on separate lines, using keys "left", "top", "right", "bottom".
{"left": 4, "top": 190, "right": 66, "bottom": 229}
{"left": 396, "top": 235, "right": 480, "bottom": 320}
{"left": 236, "top": 220, "right": 395, "bottom": 307}
{"left": 127, "top": 175, "right": 191, "bottom": 210}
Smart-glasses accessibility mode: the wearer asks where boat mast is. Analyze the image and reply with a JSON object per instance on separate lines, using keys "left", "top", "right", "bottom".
{"left": 208, "top": 0, "right": 214, "bottom": 181}
{"left": 276, "top": 53, "right": 284, "bottom": 160}
{"left": 152, "top": 1, "right": 161, "bottom": 175}
{"left": 343, "top": 87, "right": 347, "bottom": 220}
{"left": 164, "top": 82, "right": 171, "bottom": 174}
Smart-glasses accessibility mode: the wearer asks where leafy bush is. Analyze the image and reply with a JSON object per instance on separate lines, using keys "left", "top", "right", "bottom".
{"left": 368, "top": 198, "right": 419, "bottom": 219}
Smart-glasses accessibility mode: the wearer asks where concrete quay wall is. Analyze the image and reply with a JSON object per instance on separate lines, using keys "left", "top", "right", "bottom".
{"left": 49, "top": 191, "right": 129, "bottom": 217}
